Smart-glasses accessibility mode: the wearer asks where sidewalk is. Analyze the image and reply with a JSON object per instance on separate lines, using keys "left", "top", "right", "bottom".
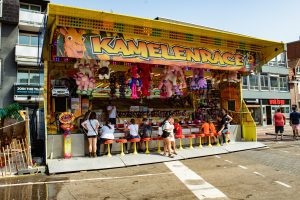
{"left": 47, "top": 142, "right": 266, "bottom": 174}
{"left": 256, "top": 125, "right": 296, "bottom": 141}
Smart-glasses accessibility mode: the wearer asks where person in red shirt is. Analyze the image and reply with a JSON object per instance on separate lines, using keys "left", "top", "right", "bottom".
{"left": 174, "top": 119, "right": 182, "bottom": 137}
{"left": 273, "top": 108, "right": 286, "bottom": 140}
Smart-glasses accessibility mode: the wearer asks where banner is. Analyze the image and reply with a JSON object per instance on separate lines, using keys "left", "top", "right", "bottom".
{"left": 56, "top": 27, "right": 261, "bottom": 71}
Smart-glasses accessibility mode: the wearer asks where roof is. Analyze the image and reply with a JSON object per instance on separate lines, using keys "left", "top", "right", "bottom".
{"left": 43, "top": 3, "right": 284, "bottom": 68}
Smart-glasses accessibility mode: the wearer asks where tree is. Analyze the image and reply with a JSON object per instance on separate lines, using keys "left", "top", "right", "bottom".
{"left": 0, "top": 103, "right": 22, "bottom": 148}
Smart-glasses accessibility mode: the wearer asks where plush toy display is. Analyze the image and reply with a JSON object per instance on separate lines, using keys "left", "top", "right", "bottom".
{"left": 158, "top": 66, "right": 186, "bottom": 98}
{"left": 98, "top": 60, "right": 111, "bottom": 80}
{"left": 128, "top": 65, "right": 141, "bottom": 99}
{"left": 139, "top": 63, "right": 152, "bottom": 97}
{"left": 73, "top": 58, "right": 98, "bottom": 95}
{"left": 190, "top": 69, "right": 207, "bottom": 91}
{"left": 109, "top": 73, "right": 117, "bottom": 98}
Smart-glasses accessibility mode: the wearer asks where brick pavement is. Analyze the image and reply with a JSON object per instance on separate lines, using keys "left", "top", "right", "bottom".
{"left": 256, "top": 125, "right": 298, "bottom": 141}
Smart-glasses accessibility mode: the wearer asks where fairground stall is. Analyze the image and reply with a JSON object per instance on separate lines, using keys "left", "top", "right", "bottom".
{"left": 42, "top": 4, "right": 284, "bottom": 160}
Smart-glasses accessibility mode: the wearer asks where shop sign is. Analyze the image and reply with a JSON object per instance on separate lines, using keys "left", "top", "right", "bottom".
{"left": 261, "top": 99, "right": 288, "bottom": 105}
{"left": 269, "top": 99, "right": 285, "bottom": 105}
{"left": 55, "top": 27, "right": 261, "bottom": 71}
{"left": 14, "top": 84, "right": 41, "bottom": 96}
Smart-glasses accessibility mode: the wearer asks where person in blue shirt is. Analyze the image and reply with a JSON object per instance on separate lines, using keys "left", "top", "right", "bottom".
{"left": 289, "top": 105, "right": 300, "bottom": 140}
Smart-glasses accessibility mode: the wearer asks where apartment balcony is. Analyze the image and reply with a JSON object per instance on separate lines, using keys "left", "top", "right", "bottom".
{"left": 14, "top": 83, "right": 44, "bottom": 103}
{"left": 19, "top": 10, "right": 45, "bottom": 32}
{"left": 15, "top": 44, "right": 42, "bottom": 66}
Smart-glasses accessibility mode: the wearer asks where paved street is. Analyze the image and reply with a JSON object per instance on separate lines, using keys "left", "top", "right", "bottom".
{"left": 1, "top": 138, "right": 300, "bottom": 200}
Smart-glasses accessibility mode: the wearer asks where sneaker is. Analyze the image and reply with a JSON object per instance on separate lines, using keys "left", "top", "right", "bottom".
{"left": 173, "top": 152, "right": 177, "bottom": 155}
{"left": 168, "top": 154, "right": 174, "bottom": 158}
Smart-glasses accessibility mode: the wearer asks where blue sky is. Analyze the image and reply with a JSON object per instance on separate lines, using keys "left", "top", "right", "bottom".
{"left": 51, "top": 0, "right": 300, "bottom": 43}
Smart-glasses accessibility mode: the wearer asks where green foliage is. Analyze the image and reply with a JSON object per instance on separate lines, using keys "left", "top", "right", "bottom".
{"left": 0, "top": 103, "right": 22, "bottom": 120}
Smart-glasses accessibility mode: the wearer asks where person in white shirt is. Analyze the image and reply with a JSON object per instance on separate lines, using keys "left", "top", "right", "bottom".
{"left": 97, "top": 121, "right": 115, "bottom": 156}
{"left": 168, "top": 118, "right": 177, "bottom": 155}
{"left": 107, "top": 101, "right": 117, "bottom": 125}
{"left": 81, "top": 112, "right": 99, "bottom": 157}
{"left": 161, "top": 116, "right": 174, "bottom": 158}
{"left": 125, "top": 118, "right": 140, "bottom": 153}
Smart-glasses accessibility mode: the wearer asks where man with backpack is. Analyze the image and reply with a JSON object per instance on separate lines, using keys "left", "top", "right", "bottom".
{"left": 289, "top": 105, "right": 300, "bottom": 140}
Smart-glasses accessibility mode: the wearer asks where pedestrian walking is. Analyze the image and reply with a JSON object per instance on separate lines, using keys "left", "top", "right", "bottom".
{"left": 289, "top": 105, "right": 300, "bottom": 140}
{"left": 273, "top": 108, "right": 286, "bottom": 141}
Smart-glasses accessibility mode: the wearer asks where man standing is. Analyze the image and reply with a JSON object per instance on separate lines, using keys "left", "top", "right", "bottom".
{"left": 107, "top": 101, "right": 117, "bottom": 125}
{"left": 273, "top": 108, "right": 286, "bottom": 141}
{"left": 289, "top": 105, "right": 300, "bottom": 140}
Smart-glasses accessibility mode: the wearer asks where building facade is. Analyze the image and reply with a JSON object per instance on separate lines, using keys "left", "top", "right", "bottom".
{"left": 287, "top": 40, "right": 300, "bottom": 108}
{"left": 242, "top": 52, "right": 290, "bottom": 126}
{"left": 0, "top": 0, "right": 19, "bottom": 107}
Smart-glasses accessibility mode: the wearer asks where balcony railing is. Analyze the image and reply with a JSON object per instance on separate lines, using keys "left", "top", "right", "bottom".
{"left": 19, "top": 10, "right": 45, "bottom": 31}
{"left": 14, "top": 83, "right": 43, "bottom": 102}
{"left": 15, "top": 44, "right": 42, "bottom": 65}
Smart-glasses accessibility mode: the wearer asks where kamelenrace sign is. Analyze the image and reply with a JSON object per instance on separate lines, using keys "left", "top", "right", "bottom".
{"left": 56, "top": 27, "right": 261, "bottom": 71}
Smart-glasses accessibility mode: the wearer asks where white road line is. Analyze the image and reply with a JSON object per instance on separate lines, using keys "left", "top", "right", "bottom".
{"left": 278, "top": 150, "right": 289, "bottom": 153}
{"left": 253, "top": 171, "right": 265, "bottom": 177}
{"left": 224, "top": 160, "right": 233, "bottom": 163}
{"left": 274, "top": 181, "right": 292, "bottom": 188}
{"left": 215, "top": 155, "right": 221, "bottom": 158}
{"left": 238, "top": 165, "right": 248, "bottom": 170}
{"left": 165, "top": 161, "right": 228, "bottom": 200}
{"left": 0, "top": 172, "right": 173, "bottom": 188}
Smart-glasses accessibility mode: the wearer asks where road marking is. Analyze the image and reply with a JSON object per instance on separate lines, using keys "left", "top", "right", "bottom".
{"left": 238, "top": 165, "right": 248, "bottom": 170}
{"left": 278, "top": 150, "right": 289, "bottom": 153}
{"left": 253, "top": 171, "right": 265, "bottom": 177}
{"left": 0, "top": 172, "right": 173, "bottom": 188}
{"left": 215, "top": 155, "right": 221, "bottom": 158}
{"left": 224, "top": 160, "right": 233, "bottom": 163}
{"left": 274, "top": 181, "right": 291, "bottom": 188}
{"left": 165, "top": 161, "right": 227, "bottom": 200}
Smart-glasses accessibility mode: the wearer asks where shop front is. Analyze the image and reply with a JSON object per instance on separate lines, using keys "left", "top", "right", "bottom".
{"left": 42, "top": 4, "right": 284, "bottom": 161}
{"left": 245, "top": 98, "right": 290, "bottom": 126}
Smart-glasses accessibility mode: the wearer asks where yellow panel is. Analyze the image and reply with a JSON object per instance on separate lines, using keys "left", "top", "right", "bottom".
{"left": 44, "top": 4, "right": 284, "bottom": 68}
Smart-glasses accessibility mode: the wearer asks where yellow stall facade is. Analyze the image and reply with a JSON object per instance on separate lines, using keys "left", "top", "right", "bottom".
{"left": 42, "top": 4, "right": 284, "bottom": 161}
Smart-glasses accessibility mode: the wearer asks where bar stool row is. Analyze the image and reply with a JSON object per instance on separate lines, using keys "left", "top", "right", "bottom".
{"left": 103, "top": 131, "right": 230, "bottom": 157}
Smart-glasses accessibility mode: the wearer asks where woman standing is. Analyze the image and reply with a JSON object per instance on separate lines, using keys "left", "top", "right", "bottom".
{"left": 217, "top": 109, "right": 233, "bottom": 144}
{"left": 273, "top": 108, "right": 286, "bottom": 141}
{"left": 161, "top": 116, "right": 174, "bottom": 158}
{"left": 81, "top": 112, "right": 99, "bottom": 157}
{"left": 168, "top": 117, "right": 177, "bottom": 155}
{"left": 97, "top": 121, "right": 115, "bottom": 156}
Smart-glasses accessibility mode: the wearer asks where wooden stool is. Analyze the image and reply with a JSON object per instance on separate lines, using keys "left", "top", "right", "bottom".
{"left": 128, "top": 138, "right": 141, "bottom": 155}
{"left": 184, "top": 134, "right": 195, "bottom": 149}
{"left": 141, "top": 138, "right": 151, "bottom": 154}
{"left": 116, "top": 139, "right": 127, "bottom": 156}
{"left": 195, "top": 133, "right": 205, "bottom": 148}
{"left": 205, "top": 133, "right": 212, "bottom": 147}
{"left": 175, "top": 135, "right": 185, "bottom": 150}
{"left": 152, "top": 137, "right": 163, "bottom": 153}
{"left": 103, "top": 140, "right": 114, "bottom": 157}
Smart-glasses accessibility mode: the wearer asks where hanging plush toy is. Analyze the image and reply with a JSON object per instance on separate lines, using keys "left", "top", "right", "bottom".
{"left": 109, "top": 73, "right": 117, "bottom": 98}
{"left": 129, "top": 65, "right": 141, "bottom": 99}
{"left": 98, "top": 60, "right": 111, "bottom": 80}
{"left": 139, "top": 63, "right": 152, "bottom": 97}
{"left": 228, "top": 71, "right": 240, "bottom": 83}
{"left": 73, "top": 58, "right": 97, "bottom": 95}
{"left": 118, "top": 72, "right": 126, "bottom": 98}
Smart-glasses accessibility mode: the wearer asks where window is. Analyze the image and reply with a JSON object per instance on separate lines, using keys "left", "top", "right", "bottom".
{"left": 260, "top": 74, "right": 269, "bottom": 90}
{"left": 242, "top": 76, "right": 248, "bottom": 89}
{"left": 270, "top": 76, "right": 279, "bottom": 91}
{"left": 249, "top": 74, "right": 259, "bottom": 90}
{"left": 0, "top": 59, "right": 2, "bottom": 88}
{"left": 0, "top": 0, "right": 2, "bottom": 17}
{"left": 17, "top": 69, "right": 42, "bottom": 85}
{"left": 19, "top": 33, "right": 39, "bottom": 46}
{"left": 20, "top": 3, "right": 41, "bottom": 13}
{"left": 296, "top": 67, "right": 300, "bottom": 75}
{"left": 279, "top": 76, "right": 288, "bottom": 91}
